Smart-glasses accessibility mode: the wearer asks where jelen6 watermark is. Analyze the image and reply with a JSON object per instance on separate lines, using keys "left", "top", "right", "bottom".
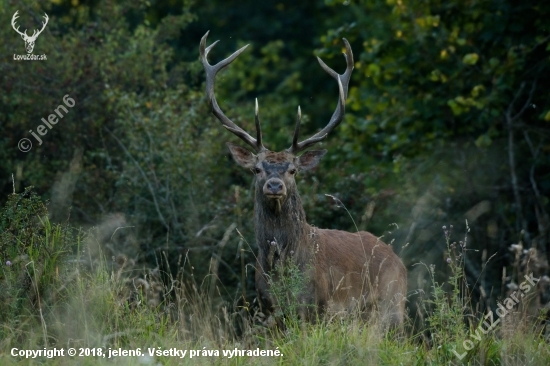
{"left": 18, "top": 95, "right": 75, "bottom": 152}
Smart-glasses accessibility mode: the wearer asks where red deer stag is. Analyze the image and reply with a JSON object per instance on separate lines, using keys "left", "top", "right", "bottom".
{"left": 200, "top": 31, "right": 407, "bottom": 327}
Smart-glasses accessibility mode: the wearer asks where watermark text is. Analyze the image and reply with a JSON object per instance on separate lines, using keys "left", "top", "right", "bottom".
{"left": 18, "top": 94, "right": 75, "bottom": 152}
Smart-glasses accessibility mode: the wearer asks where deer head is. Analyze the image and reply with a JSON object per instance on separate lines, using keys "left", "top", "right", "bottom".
{"left": 199, "top": 31, "right": 353, "bottom": 213}
{"left": 11, "top": 11, "right": 49, "bottom": 54}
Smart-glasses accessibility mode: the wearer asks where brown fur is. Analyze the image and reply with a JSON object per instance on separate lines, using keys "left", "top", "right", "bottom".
{"left": 227, "top": 145, "right": 407, "bottom": 327}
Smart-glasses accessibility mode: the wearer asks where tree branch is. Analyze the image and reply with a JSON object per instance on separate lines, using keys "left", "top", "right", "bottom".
{"left": 504, "top": 79, "right": 538, "bottom": 235}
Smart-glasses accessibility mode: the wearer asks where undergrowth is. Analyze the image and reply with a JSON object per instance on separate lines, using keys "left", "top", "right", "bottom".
{"left": 0, "top": 189, "right": 549, "bottom": 365}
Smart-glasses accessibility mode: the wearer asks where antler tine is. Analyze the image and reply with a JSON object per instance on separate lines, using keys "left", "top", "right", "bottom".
{"left": 11, "top": 11, "right": 27, "bottom": 37}
{"left": 255, "top": 98, "right": 263, "bottom": 148}
{"left": 36, "top": 13, "right": 49, "bottom": 36}
{"left": 200, "top": 31, "right": 266, "bottom": 153}
{"left": 288, "top": 38, "right": 354, "bottom": 154}
{"left": 291, "top": 106, "right": 305, "bottom": 151}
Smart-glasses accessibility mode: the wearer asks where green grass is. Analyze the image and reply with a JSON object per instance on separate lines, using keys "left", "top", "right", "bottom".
{"left": 1, "top": 190, "right": 549, "bottom": 365}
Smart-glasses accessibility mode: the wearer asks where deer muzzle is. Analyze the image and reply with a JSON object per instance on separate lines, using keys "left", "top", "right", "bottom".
{"left": 263, "top": 178, "right": 286, "bottom": 199}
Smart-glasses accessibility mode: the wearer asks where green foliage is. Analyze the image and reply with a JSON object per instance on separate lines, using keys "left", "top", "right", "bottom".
{"left": 0, "top": 187, "right": 47, "bottom": 261}
{"left": 268, "top": 257, "right": 310, "bottom": 321}
{"left": 1, "top": 0, "right": 255, "bottom": 294}
{"left": 424, "top": 224, "right": 469, "bottom": 363}
{"left": 1, "top": 0, "right": 549, "bottom": 363}
{"left": 0, "top": 187, "right": 73, "bottom": 340}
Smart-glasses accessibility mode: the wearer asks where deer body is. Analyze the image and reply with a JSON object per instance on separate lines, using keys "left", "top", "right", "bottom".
{"left": 200, "top": 32, "right": 407, "bottom": 327}
{"left": 256, "top": 226, "right": 407, "bottom": 324}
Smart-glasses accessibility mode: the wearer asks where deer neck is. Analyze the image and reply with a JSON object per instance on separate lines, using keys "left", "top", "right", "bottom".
{"left": 254, "top": 188, "right": 311, "bottom": 271}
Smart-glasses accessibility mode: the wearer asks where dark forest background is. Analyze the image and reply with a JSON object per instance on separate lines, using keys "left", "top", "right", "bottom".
{"left": 1, "top": 0, "right": 549, "bottom": 321}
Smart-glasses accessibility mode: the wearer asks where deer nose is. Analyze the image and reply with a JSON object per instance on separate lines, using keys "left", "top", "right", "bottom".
{"left": 267, "top": 180, "right": 283, "bottom": 193}
{"left": 264, "top": 178, "right": 285, "bottom": 196}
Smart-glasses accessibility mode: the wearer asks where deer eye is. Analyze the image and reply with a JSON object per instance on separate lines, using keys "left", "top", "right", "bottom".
{"left": 254, "top": 167, "right": 262, "bottom": 174}
{"left": 289, "top": 169, "right": 297, "bottom": 175}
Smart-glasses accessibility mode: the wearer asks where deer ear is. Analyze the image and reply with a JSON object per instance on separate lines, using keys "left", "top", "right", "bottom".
{"left": 227, "top": 142, "right": 257, "bottom": 169}
{"left": 296, "top": 150, "right": 327, "bottom": 170}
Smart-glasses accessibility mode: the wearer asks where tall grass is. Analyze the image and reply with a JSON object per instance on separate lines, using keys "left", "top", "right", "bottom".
{"left": 0, "top": 189, "right": 549, "bottom": 365}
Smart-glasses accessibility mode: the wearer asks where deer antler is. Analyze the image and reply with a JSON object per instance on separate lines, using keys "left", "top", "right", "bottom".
{"left": 200, "top": 31, "right": 266, "bottom": 153}
{"left": 11, "top": 11, "right": 48, "bottom": 40}
{"left": 288, "top": 38, "right": 354, "bottom": 154}
{"left": 11, "top": 11, "right": 27, "bottom": 38}
{"left": 31, "top": 13, "right": 49, "bottom": 40}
